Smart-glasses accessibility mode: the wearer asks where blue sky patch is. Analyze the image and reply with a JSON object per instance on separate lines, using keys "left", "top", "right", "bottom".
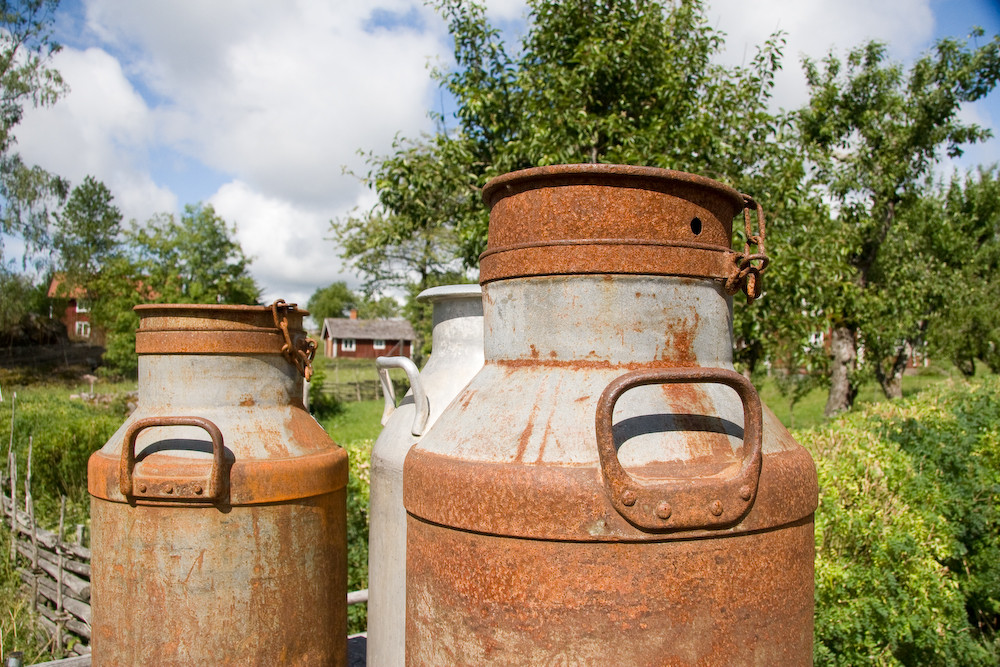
{"left": 363, "top": 6, "right": 425, "bottom": 34}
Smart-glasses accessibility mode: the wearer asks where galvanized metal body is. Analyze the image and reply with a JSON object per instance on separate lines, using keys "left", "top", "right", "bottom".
{"left": 88, "top": 304, "right": 348, "bottom": 666}
{"left": 404, "top": 166, "right": 818, "bottom": 666}
{"left": 368, "top": 285, "right": 484, "bottom": 667}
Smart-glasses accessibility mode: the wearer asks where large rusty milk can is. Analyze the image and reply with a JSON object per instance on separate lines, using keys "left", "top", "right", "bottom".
{"left": 88, "top": 302, "right": 348, "bottom": 666}
{"left": 404, "top": 165, "right": 819, "bottom": 665}
{"left": 369, "top": 284, "right": 484, "bottom": 667}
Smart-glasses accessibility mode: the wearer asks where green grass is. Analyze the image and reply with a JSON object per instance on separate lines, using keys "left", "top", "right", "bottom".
{"left": 312, "top": 355, "right": 410, "bottom": 403}
{"left": 321, "top": 399, "right": 385, "bottom": 445}
{"left": 316, "top": 402, "right": 383, "bottom": 635}
{"left": 756, "top": 364, "right": 983, "bottom": 431}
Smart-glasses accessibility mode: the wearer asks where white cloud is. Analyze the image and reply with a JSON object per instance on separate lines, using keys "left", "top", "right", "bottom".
{"left": 15, "top": 47, "right": 177, "bottom": 222}
{"left": 208, "top": 180, "right": 365, "bottom": 307}
{"left": 707, "top": 0, "right": 935, "bottom": 113}
{"left": 83, "top": 0, "right": 447, "bottom": 209}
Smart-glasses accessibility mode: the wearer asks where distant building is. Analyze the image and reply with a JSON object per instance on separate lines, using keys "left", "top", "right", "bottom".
{"left": 320, "top": 310, "right": 415, "bottom": 359}
{"left": 47, "top": 276, "right": 104, "bottom": 344}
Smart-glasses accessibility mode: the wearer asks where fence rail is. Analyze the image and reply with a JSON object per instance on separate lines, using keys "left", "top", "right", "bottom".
{"left": 2, "top": 469, "right": 92, "bottom": 659}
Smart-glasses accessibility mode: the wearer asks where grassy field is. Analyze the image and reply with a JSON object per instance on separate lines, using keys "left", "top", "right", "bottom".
{"left": 756, "top": 363, "right": 977, "bottom": 430}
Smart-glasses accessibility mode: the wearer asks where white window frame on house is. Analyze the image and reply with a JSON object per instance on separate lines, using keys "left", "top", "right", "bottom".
{"left": 341, "top": 338, "right": 356, "bottom": 352}
{"left": 76, "top": 321, "right": 91, "bottom": 338}
{"left": 373, "top": 339, "right": 386, "bottom": 350}
{"left": 76, "top": 299, "right": 90, "bottom": 313}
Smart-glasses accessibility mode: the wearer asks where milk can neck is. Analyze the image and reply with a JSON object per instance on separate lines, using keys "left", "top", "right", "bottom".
{"left": 429, "top": 295, "right": 485, "bottom": 358}
{"left": 482, "top": 275, "right": 735, "bottom": 368}
{"left": 138, "top": 354, "right": 303, "bottom": 408}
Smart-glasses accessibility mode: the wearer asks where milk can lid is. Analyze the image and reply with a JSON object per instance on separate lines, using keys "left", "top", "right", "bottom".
{"left": 479, "top": 164, "right": 764, "bottom": 298}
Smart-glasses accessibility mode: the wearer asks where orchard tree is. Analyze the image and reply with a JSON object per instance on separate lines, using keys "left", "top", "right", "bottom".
{"left": 130, "top": 204, "right": 260, "bottom": 305}
{"left": 0, "top": 0, "right": 67, "bottom": 265}
{"left": 924, "top": 167, "right": 1000, "bottom": 375}
{"left": 333, "top": 136, "right": 471, "bottom": 294}
{"left": 798, "top": 33, "right": 1000, "bottom": 414}
{"left": 336, "top": 0, "right": 788, "bottom": 284}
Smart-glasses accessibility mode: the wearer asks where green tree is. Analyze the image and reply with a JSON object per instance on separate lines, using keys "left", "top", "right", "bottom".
{"left": 0, "top": 0, "right": 67, "bottom": 264}
{"left": 924, "top": 167, "right": 1000, "bottom": 375}
{"left": 336, "top": 0, "right": 787, "bottom": 296}
{"left": 798, "top": 34, "right": 1000, "bottom": 414}
{"left": 308, "top": 281, "right": 358, "bottom": 321}
{"left": 333, "top": 136, "right": 471, "bottom": 294}
{"left": 93, "top": 204, "right": 261, "bottom": 375}
{"left": 307, "top": 280, "right": 400, "bottom": 323}
{"left": 52, "top": 175, "right": 123, "bottom": 291}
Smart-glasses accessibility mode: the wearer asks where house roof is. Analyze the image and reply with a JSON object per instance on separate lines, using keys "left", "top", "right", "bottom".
{"left": 47, "top": 275, "right": 88, "bottom": 300}
{"left": 321, "top": 318, "right": 416, "bottom": 341}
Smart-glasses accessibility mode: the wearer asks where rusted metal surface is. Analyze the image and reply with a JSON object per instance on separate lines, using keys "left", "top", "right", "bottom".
{"left": 404, "top": 165, "right": 815, "bottom": 665}
{"left": 89, "top": 303, "right": 347, "bottom": 666}
{"left": 407, "top": 517, "right": 814, "bottom": 666}
{"left": 133, "top": 302, "right": 318, "bottom": 378}
{"left": 368, "top": 285, "right": 483, "bottom": 667}
{"left": 479, "top": 164, "right": 769, "bottom": 300}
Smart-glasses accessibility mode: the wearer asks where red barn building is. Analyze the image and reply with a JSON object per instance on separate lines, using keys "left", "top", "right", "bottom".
{"left": 320, "top": 312, "right": 415, "bottom": 359}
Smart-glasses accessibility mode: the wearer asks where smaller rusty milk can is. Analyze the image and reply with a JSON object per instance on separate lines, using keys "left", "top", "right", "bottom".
{"left": 404, "top": 165, "right": 819, "bottom": 665}
{"left": 88, "top": 302, "right": 348, "bottom": 666}
{"left": 368, "top": 284, "right": 484, "bottom": 667}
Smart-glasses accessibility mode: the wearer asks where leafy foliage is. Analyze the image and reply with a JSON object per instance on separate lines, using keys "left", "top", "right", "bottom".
{"left": 804, "top": 377, "right": 1000, "bottom": 665}
{"left": 1, "top": 383, "right": 128, "bottom": 529}
{"left": 0, "top": 0, "right": 68, "bottom": 266}
{"left": 797, "top": 33, "right": 1000, "bottom": 412}
{"left": 52, "top": 175, "right": 123, "bottom": 291}
{"left": 923, "top": 168, "right": 1000, "bottom": 375}
{"left": 91, "top": 204, "right": 261, "bottom": 376}
{"left": 307, "top": 280, "right": 399, "bottom": 323}
{"left": 307, "top": 361, "right": 343, "bottom": 420}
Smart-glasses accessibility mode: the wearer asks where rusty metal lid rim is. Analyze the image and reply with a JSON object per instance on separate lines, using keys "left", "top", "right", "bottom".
{"left": 482, "top": 164, "right": 744, "bottom": 210}
{"left": 480, "top": 237, "right": 734, "bottom": 258}
{"left": 135, "top": 330, "right": 293, "bottom": 355}
{"left": 134, "top": 303, "right": 309, "bottom": 315}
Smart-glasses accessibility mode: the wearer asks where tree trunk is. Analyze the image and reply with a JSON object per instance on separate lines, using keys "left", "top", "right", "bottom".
{"left": 824, "top": 325, "right": 858, "bottom": 417}
{"left": 876, "top": 341, "right": 912, "bottom": 400}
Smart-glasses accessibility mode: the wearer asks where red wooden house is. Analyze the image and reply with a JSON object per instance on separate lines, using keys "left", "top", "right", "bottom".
{"left": 47, "top": 276, "right": 105, "bottom": 345}
{"left": 320, "top": 311, "right": 415, "bottom": 359}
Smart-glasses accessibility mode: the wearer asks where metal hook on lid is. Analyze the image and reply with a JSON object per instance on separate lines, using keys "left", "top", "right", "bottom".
{"left": 270, "top": 299, "right": 317, "bottom": 381}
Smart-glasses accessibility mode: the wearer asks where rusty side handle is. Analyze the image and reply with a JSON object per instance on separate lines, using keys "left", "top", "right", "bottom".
{"left": 596, "top": 367, "right": 763, "bottom": 531}
{"left": 120, "top": 416, "right": 225, "bottom": 501}
{"left": 375, "top": 356, "right": 429, "bottom": 437}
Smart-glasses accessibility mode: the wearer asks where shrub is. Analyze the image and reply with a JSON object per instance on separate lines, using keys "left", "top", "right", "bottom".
{"left": 804, "top": 377, "right": 1000, "bottom": 665}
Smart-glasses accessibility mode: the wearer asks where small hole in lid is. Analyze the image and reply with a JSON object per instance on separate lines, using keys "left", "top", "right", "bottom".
{"left": 690, "top": 217, "right": 702, "bottom": 235}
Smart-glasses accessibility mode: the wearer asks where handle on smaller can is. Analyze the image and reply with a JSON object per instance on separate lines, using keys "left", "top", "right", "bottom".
{"left": 595, "top": 367, "right": 763, "bottom": 531}
{"left": 375, "top": 356, "right": 429, "bottom": 437}
{"left": 120, "top": 416, "right": 225, "bottom": 501}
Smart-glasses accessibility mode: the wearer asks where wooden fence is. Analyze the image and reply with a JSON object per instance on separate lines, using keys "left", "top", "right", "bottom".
{"left": 2, "top": 451, "right": 92, "bottom": 659}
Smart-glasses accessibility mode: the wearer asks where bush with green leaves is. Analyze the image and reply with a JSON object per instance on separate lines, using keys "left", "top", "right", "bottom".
{"left": 341, "top": 438, "right": 372, "bottom": 636}
{"left": 804, "top": 377, "right": 1000, "bottom": 665}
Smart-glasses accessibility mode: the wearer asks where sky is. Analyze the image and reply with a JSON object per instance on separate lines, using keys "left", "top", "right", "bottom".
{"left": 11, "top": 0, "right": 1000, "bottom": 308}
